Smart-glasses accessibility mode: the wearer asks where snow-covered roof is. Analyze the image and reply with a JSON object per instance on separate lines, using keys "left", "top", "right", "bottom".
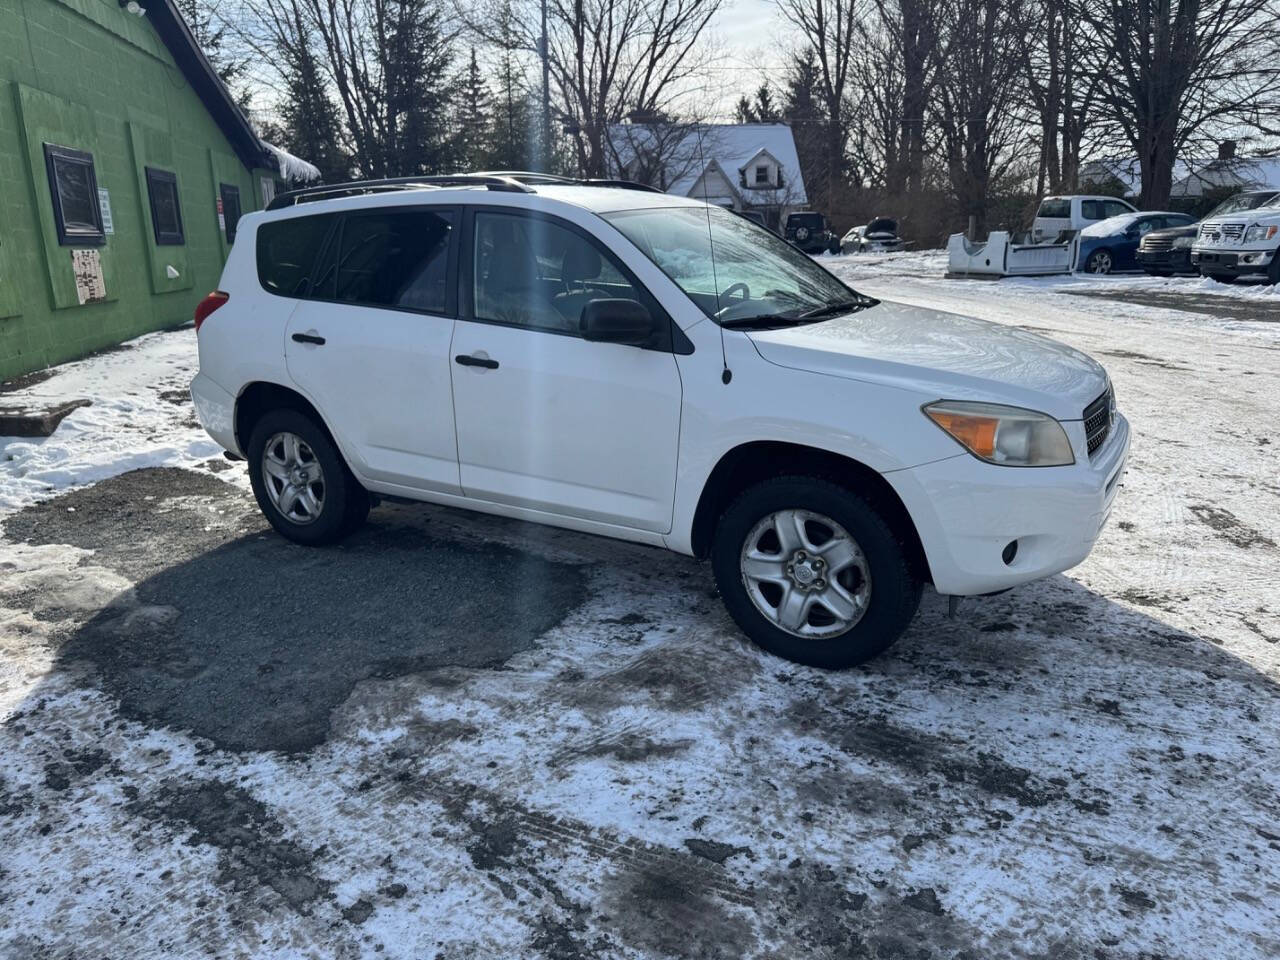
{"left": 264, "top": 142, "right": 321, "bottom": 183}
{"left": 1171, "top": 156, "right": 1280, "bottom": 198}
{"left": 1079, "top": 156, "right": 1192, "bottom": 199}
{"left": 607, "top": 123, "right": 807, "bottom": 206}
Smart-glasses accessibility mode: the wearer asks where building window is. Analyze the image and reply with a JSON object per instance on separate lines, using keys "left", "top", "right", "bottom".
{"left": 43, "top": 143, "right": 105, "bottom": 246}
{"left": 755, "top": 164, "right": 769, "bottom": 185}
{"left": 145, "top": 167, "right": 185, "bottom": 246}
{"left": 219, "top": 183, "right": 242, "bottom": 244}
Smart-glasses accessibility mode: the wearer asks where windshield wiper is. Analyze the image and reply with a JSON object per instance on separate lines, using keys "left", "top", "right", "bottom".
{"left": 797, "top": 297, "right": 876, "bottom": 319}
{"left": 718, "top": 314, "right": 805, "bottom": 330}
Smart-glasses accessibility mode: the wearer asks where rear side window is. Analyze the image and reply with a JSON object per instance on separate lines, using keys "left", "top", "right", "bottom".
{"left": 1080, "top": 200, "right": 1106, "bottom": 220}
{"left": 334, "top": 209, "right": 456, "bottom": 314}
{"left": 257, "top": 213, "right": 336, "bottom": 298}
{"left": 1103, "top": 200, "right": 1132, "bottom": 218}
{"left": 1037, "top": 199, "right": 1070, "bottom": 219}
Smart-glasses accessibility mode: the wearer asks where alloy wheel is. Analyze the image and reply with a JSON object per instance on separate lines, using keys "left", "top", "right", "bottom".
{"left": 261, "top": 431, "right": 325, "bottom": 525}
{"left": 739, "top": 509, "right": 872, "bottom": 639}
{"left": 1087, "top": 251, "right": 1112, "bottom": 274}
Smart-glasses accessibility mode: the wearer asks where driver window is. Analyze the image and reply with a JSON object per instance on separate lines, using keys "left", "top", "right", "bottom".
{"left": 473, "top": 211, "right": 639, "bottom": 334}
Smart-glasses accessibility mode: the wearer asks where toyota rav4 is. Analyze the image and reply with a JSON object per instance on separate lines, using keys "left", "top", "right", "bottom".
{"left": 191, "top": 173, "right": 1130, "bottom": 668}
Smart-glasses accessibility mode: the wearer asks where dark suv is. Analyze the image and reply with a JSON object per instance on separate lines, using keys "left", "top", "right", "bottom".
{"left": 784, "top": 212, "right": 840, "bottom": 254}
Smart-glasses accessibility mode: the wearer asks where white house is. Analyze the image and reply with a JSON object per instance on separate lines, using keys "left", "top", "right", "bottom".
{"left": 1170, "top": 148, "right": 1280, "bottom": 199}
{"left": 607, "top": 123, "right": 808, "bottom": 230}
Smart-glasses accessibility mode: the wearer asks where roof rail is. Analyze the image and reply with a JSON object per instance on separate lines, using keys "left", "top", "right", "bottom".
{"left": 266, "top": 174, "right": 533, "bottom": 210}
{"left": 472, "top": 171, "right": 664, "bottom": 193}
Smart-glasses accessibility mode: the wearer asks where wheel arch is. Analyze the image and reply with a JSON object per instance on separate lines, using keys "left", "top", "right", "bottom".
{"left": 234, "top": 380, "right": 339, "bottom": 455}
{"left": 687, "top": 441, "right": 932, "bottom": 583}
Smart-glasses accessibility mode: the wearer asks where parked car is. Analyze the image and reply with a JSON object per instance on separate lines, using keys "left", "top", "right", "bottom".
{"left": 1136, "top": 223, "right": 1200, "bottom": 276}
{"left": 841, "top": 217, "right": 908, "bottom": 253}
{"left": 192, "top": 173, "right": 1129, "bottom": 669}
{"left": 784, "top": 211, "right": 841, "bottom": 254}
{"left": 1076, "top": 211, "right": 1195, "bottom": 274}
{"left": 1191, "top": 189, "right": 1280, "bottom": 284}
{"left": 1033, "top": 195, "right": 1137, "bottom": 242}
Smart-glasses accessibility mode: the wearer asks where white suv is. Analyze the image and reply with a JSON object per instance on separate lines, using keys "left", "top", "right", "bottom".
{"left": 191, "top": 173, "right": 1130, "bottom": 668}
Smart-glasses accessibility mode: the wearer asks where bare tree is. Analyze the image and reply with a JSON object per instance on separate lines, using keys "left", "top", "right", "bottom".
{"left": 1022, "top": 0, "right": 1099, "bottom": 194}
{"left": 1078, "top": 0, "right": 1280, "bottom": 207}
{"left": 931, "top": 0, "right": 1034, "bottom": 234}
{"left": 773, "top": 0, "right": 864, "bottom": 206}
{"left": 463, "top": 0, "right": 723, "bottom": 177}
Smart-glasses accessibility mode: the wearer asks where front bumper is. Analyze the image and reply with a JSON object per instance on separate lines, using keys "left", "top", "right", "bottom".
{"left": 886, "top": 413, "right": 1131, "bottom": 595}
{"left": 190, "top": 372, "right": 240, "bottom": 456}
{"left": 1137, "top": 249, "right": 1193, "bottom": 273}
{"left": 1191, "top": 248, "right": 1273, "bottom": 277}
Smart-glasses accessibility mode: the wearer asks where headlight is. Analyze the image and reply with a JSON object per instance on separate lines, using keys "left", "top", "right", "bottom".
{"left": 1245, "top": 224, "right": 1277, "bottom": 243}
{"left": 1172, "top": 236, "right": 1194, "bottom": 249}
{"left": 924, "top": 401, "right": 1075, "bottom": 467}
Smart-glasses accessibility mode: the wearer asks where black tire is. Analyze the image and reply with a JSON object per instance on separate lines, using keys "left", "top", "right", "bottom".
{"left": 710, "top": 476, "right": 922, "bottom": 669}
{"left": 246, "top": 408, "right": 369, "bottom": 546}
{"left": 1268, "top": 249, "right": 1280, "bottom": 285}
{"left": 1204, "top": 272, "right": 1237, "bottom": 285}
{"left": 1142, "top": 268, "right": 1171, "bottom": 277}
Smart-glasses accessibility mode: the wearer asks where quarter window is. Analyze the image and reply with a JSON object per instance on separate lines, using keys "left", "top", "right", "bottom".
{"left": 472, "top": 211, "right": 639, "bottom": 334}
{"left": 43, "top": 143, "right": 104, "bottom": 246}
{"left": 333, "top": 208, "right": 456, "bottom": 313}
{"left": 257, "top": 213, "right": 336, "bottom": 298}
{"left": 219, "top": 183, "right": 242, "bottom": 244}
{"left": 145, "top": 167, "right": 185, "bottom": 245}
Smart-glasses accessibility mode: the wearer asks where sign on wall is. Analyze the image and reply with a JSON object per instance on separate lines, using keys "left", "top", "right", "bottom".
{"left": 71, "top": 249, "right": 106, "bottom": 305}
{"left": 98, "top": 188, "right": 114, "bottom": 235}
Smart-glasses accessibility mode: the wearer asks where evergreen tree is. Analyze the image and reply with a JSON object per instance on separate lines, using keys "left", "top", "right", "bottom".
{"left": 488, "top": 0, "right": 535, "bottom": 169}
{"left": 453, "top": 48, "right": 493, "bottom": 171}
{"left": 782, "top": 49, "right": 828, "bottom": 198}
{"left": 383, "top": 0, "right": 454, "bottom": 175}
{"left": 274, "top": 38, "right": 349, "bottom": 183}
{"left": 734, "top": 85, "right": 780, "bottom": 124}
{"left": 174, "top": 0, "right": 251, "bottom": 109}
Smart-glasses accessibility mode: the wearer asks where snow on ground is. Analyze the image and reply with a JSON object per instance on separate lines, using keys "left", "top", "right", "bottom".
{"left": 0, "top": 327, "right": 237, "bottom": 514}
{"left": 1, "top": 267, "right": 1278, "bottom": 958}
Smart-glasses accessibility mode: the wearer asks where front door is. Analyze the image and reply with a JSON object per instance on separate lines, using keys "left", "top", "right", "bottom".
{"left": 284, "top": 205, "right": 462, "bottom": 494}
{"left": 449, "top": 209, "right": 683, "bottom": 532}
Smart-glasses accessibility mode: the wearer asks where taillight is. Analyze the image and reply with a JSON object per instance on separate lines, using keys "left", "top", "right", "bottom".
{"left": 194, "top": 291, "right": 229, "bottom": 333}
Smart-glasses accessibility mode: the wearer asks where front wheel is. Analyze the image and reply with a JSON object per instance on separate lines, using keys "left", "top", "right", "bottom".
{"left": 1204, "top": 272, "right": 1237, "bottom": 285}
{"left": 711, "top": 477, "right": 922, "bottom": 668}
{"left": 247, "top": 408, "right": 369, "bottom": 545}
{"left": 1084, "top": 249, "right": 1113, "bottom": 274}
{"left": 1267, "top": 250, "right": 1280, "bottom": 285}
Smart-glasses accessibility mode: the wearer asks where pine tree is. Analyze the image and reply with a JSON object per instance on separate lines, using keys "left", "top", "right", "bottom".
{"left": 453, "top": 48, "right": 493, "bottom": 171}
{"left": 173, "top": 0, "right": 251, "bottom": 109}
{"left": 384, "top": 0, "right": 454, "bottom": 175}
{"left": 488, "top": 0, "right": 535, "bottom": 170}
{"left": 275, "top": 39, "right": 349, "bottom": 183}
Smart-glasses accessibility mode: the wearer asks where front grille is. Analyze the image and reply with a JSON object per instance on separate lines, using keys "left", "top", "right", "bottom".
{"left": 1140, "top": 236, "right": 1174, "bottom": 251}
{"left": 1083, "top": 389, "right": 1113, "bottom": 457}
{"left": 1221, "top": 222, "right": 1244, "bottom": 240}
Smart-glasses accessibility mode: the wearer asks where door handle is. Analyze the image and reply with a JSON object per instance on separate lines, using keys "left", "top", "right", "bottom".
{"left": 292, "top": 332, "right": 326, "bottom": 346}
{"left": 455, "top": 354, "right": 499, "bottom": 369}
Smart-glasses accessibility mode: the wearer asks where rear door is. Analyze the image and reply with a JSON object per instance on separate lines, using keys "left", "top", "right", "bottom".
{"left": 284, "top": 205, "right": 463, "bottom": 494}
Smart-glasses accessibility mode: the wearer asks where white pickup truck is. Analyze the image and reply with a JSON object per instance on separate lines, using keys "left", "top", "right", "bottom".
{"left": 1191, "top": 191, "right": 1280, "bottom": 284}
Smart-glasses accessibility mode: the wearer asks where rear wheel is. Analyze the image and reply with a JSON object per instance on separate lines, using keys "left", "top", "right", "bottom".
{"left": 247, "top": 409, "right": 369, "bottom": 545}
{"left": 711, "top": 477, "right": 922, "bottom": 668}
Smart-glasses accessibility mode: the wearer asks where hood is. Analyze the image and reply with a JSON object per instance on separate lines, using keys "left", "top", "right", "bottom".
{"left": 1146, "top": 223, "right": 1199, "bottom": 239}
{"left": 747, "top": 301, "right": 1108, "bottom": 421}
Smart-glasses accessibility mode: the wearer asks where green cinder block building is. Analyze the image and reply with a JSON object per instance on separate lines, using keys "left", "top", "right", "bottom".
{"left": 0, "top": 0, "right": 316, "bottom": 381}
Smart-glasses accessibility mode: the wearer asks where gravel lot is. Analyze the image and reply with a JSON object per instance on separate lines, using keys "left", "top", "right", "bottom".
{"left": 1, "top": 259, "right": 1278, "bottom": 959}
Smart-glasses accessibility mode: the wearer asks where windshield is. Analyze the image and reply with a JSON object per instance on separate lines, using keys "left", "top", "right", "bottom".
{"left": 604, "top": 206, "right": 863, "bottom": 325}
{"left": 1208, "top": 192, "right": 1280, "bottom": 217}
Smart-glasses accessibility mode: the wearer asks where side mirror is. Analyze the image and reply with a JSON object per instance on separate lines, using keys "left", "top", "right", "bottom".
{"left": 580, "top": 299, "right": 658, "bottom": 346}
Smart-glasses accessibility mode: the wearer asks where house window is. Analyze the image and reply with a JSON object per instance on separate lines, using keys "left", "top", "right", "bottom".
{"left": 755, "top": 165, "right": 769, "bottom": 185}
{"left": 145, "top": 168, "right": 185, "bottom": 245}
{"left": 219, "top": 183, "right": 242, "bottom": 244}
{"left": 43, "top": 143, "right": 105, "bottom": 246}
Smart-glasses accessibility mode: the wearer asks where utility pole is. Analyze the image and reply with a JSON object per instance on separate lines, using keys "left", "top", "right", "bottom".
{"left": 538, "top": 0, "right": 551, "bottom": 173}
